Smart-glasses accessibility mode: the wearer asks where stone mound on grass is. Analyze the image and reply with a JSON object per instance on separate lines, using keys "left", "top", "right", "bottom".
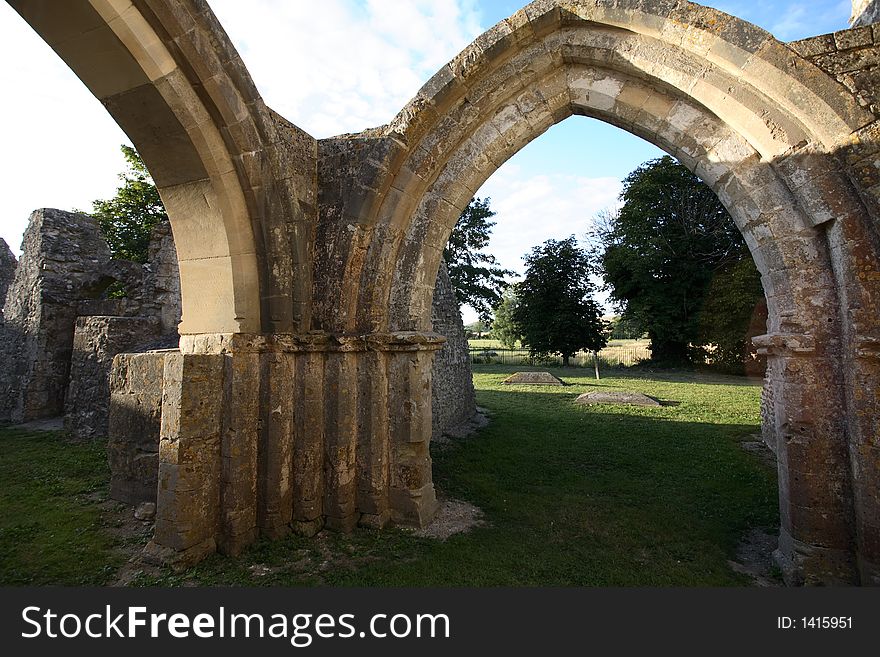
{"left": 575, "top": 391, "right": 660, "bottom": 407}
{"left": 502, "top": 371, "right": 564, "bottom": 386}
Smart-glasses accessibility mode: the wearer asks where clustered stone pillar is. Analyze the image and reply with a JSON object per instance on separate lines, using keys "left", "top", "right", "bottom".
{"left": 143, "top": 332, "right": 443, "bottom": 568}
{"left": 756, "top": 336, "right": 858, "bottom": 585}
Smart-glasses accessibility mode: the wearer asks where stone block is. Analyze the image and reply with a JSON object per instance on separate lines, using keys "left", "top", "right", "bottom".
{"left": 65, "top": 315, "right": 161, "bottom": 440}
{"left": 108, "top": 351, "right": 169, "bottom": 504}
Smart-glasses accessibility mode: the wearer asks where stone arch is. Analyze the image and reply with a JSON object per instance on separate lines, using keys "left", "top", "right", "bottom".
{"left": 315, "top": 1, "right": 880, "bottom": 584}
{"left": 9, "top": 0, "right": 319, "bottom": 337}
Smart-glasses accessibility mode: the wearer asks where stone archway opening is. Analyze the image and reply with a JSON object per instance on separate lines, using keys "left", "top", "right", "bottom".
{"left": 321, "top": 3, "right": 880, "bottom": 585}
{"left": 10, "top": 0, "right": 880, "bottom": 585}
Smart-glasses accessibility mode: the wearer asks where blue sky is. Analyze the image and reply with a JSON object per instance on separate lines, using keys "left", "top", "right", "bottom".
{"left": 0, "top": 1, "right": 855, "bottom": 320}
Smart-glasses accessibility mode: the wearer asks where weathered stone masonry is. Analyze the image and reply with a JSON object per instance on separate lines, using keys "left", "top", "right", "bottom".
{"left": 0, "top": 238, "right": 15, "bottom": 315}
{"left": 431, "top": 261, "right": 476, "bottom": 440}
{"left": 9, "top": 0, "right": 880, "bottom": 585}
{"left": 0, "top": 209, "right": 115, "bottom": 423}
{"left": 0, "top": 210, "right": 180, "bottom": 430}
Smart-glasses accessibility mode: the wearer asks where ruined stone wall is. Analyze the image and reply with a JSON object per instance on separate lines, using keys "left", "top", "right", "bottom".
{"left": 62, "top": 220, "right": 184, "bottom": 439}
{"left": 0, "top": 209, "right": 114, "bottom": 423}
{"left": 852, "top": 0, "right": 880, "bottom": 27}
{"left": 0, "top": 238, "right": 16, "bottom": 316}
{"left": 143, "top": 220, "right": 181, "bottom": 335}
{"left": 431, "top": 260, "right": 476, "bottom": 439}
{"left": 108, "top": 351, "right": 169, "bottom": 504}
{"left": 64, "top": 316, "right": 160, "bottom": 439}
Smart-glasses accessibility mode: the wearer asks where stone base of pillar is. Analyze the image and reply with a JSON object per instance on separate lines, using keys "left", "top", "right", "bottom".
{"left": 324, "top": 513, "right": 360, "bottom": 533}
{"left": 139, "top": 331, "right": 445, "bottom": 567}
{"left": 390, "top": 484, "right": 439, "bottom": 527}
{"left": 291, "top": 517, "right": 324, "bottom": 538}
{"left": 775, "top": 529, "right": 860, "bottom": 586}
{"left": 142, "top": 537, "right": 216, "bottom": 573}
{"left": 358, "top": 510, "right": 391, "bottom": 529}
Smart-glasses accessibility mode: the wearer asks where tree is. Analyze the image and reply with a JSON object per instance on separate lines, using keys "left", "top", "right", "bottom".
{"left": 596, "top": 156, "right": 763, "bottom": 366}
{"left": 696, "top": 258, "right": 768, "bottom": 373}
{"left": 464, "top": 320, "right": 489, "bottom": 338}
{"left": 491, "top": 286, "right": 522, "bottom": 349}
{"left": 89, "top": 145, "right": 167, "bottom": 263}
{"left": 512, "top": 236, "right": 607, "bottom": 366}
{"left": 443, "top": 197, "right": 514, "bottom": 322}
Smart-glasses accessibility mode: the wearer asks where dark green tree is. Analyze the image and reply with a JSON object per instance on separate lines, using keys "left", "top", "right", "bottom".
{"left": 443, "top": 197, "right": 514, "bottom": 322}
{"left": 696, "top": 258, "right": 767, "bottom": 372}
{"left": 512, "top": 236, "right": 606, "bottom": 366}
{"left": 597, "top": 156, "right": 763, "bottom": 366}
{"left": 89, "top": 145, "right": 167, "bottom": 263}
{"left": 491, "top": 286, "right": 522, "bottom": 349}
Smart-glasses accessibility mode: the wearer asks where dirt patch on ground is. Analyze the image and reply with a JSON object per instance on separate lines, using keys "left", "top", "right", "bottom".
{"left": 411, "top": 497, "right": 486, "bottom": 541}
{"left": 740, "top": 433, "right": 778, "bottom": 470}
{"left": 86, "top": 492, "right": 161, "bottom": 586}
{"left": 728, "top": 527, "right": 782, "bottom": 587}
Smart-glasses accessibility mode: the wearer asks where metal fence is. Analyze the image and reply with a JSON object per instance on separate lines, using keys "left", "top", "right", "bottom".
{"left": 469, "top": 345, "right": 651, "bottom": 368}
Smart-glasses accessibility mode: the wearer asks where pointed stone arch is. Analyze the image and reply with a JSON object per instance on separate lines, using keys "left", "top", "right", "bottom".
{"left": 315, "top": 1, "right": 880, "bottom": 585}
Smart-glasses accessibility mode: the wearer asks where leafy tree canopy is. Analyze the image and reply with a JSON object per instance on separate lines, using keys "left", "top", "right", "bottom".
{"left": 443, "top": 197, "right": 514, "bottom": 322}
{"left": 596, "top": 156, "right": 763, "bottom": 367}
{"left": 512, "top": 236, "right": 607, "bottom": 366}
{"left": 491, "top": 286, "right": 522, "bottom": 349}
{"left": 89, "top": 145, "right": 167, "bottom": 263}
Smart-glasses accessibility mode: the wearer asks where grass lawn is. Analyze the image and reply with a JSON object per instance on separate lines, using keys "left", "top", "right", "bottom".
{"left": 0, "top": 365, "right": 777, "bottom": 586}
{"left": 0, "top": 429, "right": 126, "bottom": 585}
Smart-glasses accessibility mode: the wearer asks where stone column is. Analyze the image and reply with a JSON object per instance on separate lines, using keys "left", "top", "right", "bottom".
{"left": 356, "top": 349, "right": 391, "bottom": 528}
{"left": 143, "top": 331, "right": 444, "bottom": 567}
{"left": 145, "top": 352, "right": 224, "bottom": 569}
{"left": 844, "top": 336, "right": 880, "bottom": 585}
{"left": 756, "top": 334, "right": 859, "bottom": 584}
{"left": 291, "top": 348, "right": 326, "bottom": 537}
{"left": 382, "top": 334, "right": 443, "bottom": 527}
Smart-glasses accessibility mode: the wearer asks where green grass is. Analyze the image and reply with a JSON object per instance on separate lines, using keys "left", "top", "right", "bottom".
{"left": 0, "top": 366, "right": 777, "bottom": 586}
{"left": 0, "top": 429, "right": 123, "bottom": 585}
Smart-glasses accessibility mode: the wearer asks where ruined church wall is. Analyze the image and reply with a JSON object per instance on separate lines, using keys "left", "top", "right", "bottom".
{"left": 431, "top": 260, "right": 476, "bottom": 439}
{"left": 0, "top": 238, "right": 16, "bottom": 316}
{"left": 0, "top": 209, "right": 114, "bottom": 423}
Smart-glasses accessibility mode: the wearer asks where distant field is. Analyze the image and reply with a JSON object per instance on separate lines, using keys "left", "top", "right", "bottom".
{"left": 468, "top": 338, "right": 651, "bottom": 368}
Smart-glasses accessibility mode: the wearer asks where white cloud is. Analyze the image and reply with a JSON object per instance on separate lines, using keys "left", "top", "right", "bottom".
{"left": 0, "top": 0, "right": 484, "bottom": 255}
{"left": 0, "top": 3, "right": 129, "bottom": 255}
{"left": 478, "top": 167, "right": 622, "bottom": 275}
{"left": 209, "top": 0, "right": 482, "bottom": 137}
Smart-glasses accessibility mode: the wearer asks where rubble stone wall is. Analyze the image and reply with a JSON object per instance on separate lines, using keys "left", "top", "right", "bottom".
{"left": 64, "top": 316, "right": 161, "bottom": 440}
{"left": 431, "top": 260, "right": 476, "bottom": 439}
{"left": 0, "top": 238, "right": 16, "bottom": 316}
{"left": 143, "top": 221, "right": 181, "bottom": 335}
{"left": 0, "top": 209, "right": 114, "bottom": 423}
